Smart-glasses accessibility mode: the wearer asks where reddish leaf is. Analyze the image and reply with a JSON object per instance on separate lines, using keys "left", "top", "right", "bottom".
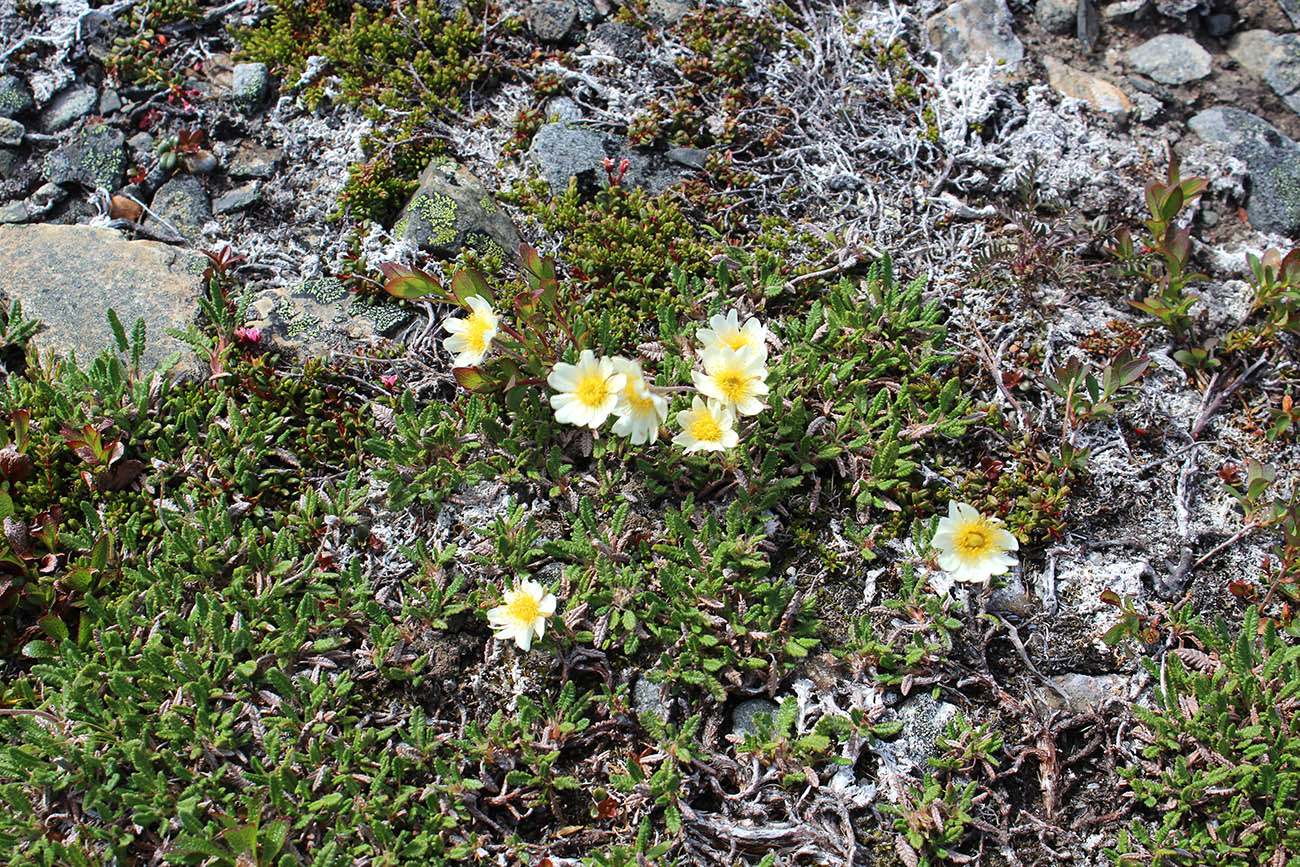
{"left": 0, "top": 444, "right": 32, "bottom": 483}
{"left": 453, "top": 366, "right": 494, "bottom": 392}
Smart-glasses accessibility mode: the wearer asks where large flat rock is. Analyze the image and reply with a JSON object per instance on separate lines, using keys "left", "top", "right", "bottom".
{"left": 1189, "top": 107, "right": 1300, "bottom": 237}
{"left": 0, "top": 224, "right": 205, "bottom": 373}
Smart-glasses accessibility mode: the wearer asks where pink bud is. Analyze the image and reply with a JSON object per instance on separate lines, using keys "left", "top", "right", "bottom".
{"left": 234, "top": 326, "right": 261, "bottom": 344}
{"left": 380, "top": 374, "right": 398, "bottom": 389}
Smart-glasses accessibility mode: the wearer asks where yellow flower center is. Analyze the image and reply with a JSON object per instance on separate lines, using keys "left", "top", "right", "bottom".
{"left": 625, "top": 385, "right": 654, "bottom": 414}
{"left": 715, "top": 369, "right": 750, "bottom": 402}
{"left": 463, "top": 313, "right": 491, "bottom": 353}
{"left": 955, "top": 523, "right": 994, "bottom": 558}
{"left": 724, "top": 332, "right": 751, "bottom": 352}
{"left": 575, "top": 372, "right": 610, "bottom": 408}
{"left": 504, "top": 589, "right": 540, "bottom": 625}
{"left": 689, "top": 412, "right": 723, "bottom": 442}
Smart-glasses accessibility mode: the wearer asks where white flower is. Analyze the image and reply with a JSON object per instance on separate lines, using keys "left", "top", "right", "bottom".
{"left": 610, "top": 357, "right": 669, "bottom": 444}
{"left": 487, "top": 579, "right": 557, "bottom": 651}
{"left": 691, "top": 345, "right": 769, "bottom": 416}
{"left": 548, "top": 350, "right": 627, "bottom": 430}
{"left": 442, "top": 295, "right": 499, "bottom": 367}
{"left": 930, "top": 501, "right": 1020, "bottom": 584}
{"left": 697, "top": 310, "right": 768, "bottom": 361}
{"left": 672, "top": 396, "right": 740, "bottom": 453}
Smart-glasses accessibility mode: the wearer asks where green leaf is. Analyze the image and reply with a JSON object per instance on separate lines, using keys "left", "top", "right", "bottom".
{"left": 383, "top": 268, "right": 443, "bottom": 300}
{"left": 451, "top": 268, "right": 493, "bottom": 306}
{"left": 107, "top": 309, "right": 128, "bottom": 352}
{"left": 37, "top": 616, "right": 68, "bottom": 643}
{"left": 21, "top": 640, "right": 55, "bottom": 658}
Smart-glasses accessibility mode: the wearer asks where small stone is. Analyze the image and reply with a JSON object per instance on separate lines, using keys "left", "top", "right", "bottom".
{"left": 127, "top": 131, "right": 155, "bottom": 155}
{"left": 0, "top": 202, "right": 26, "bottom": 224}
{"left": 39, "top": 84, "right": 99, "bottom": 133}
{"left": 0, "top": 117, "right": 23, "bottom": 147}
{"left": 394, "top": 157, "right": 522, "bottom": 259}
{"left": 41, "top": 124, "right": 127, "bottom": 191}
{"left": 0, "top": 148, "right": 21, "bottom": 180}
{"left": 213, "top": 181, "right": 261, "bottom": 214}
{"left": 29, "top": 183, "right": 65, "bottom": 210}
{"left": 149, "top": 175, "right": 211, "bottom": 243}
{"left": 1189, "top": 107, "right": 1300, "bottom": 236}
{"left": 544, "top": 96, "right": 583, "bottom": 124}
{"left": 1101, "top": 0, "right": 1147, "bottom": 19}
{"left": 731, "top": 698, "right": 778, "bottom": 738}
{"left": 1229, "top": 30, "right": 1300, "bottom": 111}
{"left": 527, "top": 0, "right": 579, "bottom": 42}
{"left": 99, "top": 88, "right": 122, "bottom": 115}
{"left": 589, "top": 20, "right": 645, "bottom": 60}
{"left": 647, "top": 0, "right": 693, "bottom": 23}
{"left": 632, "top": 673, "right": 670, "bottom": 725}
{"left": 183, "top": 150, "right": 219, "bottom": 175}
{"left": 227, "top": 142, "right": 283, "bottom": 179}
{"left": 1205, "top": 13, "right": 1236, "bottom": 37}
{"left": 0, "top": 224, "right": 206, "bottom": 374}
{"left": 1131, "top": 91, "right": 1163, "bottom": 121}
{"left": 926, "top": 0, "right": 1025, "bottom": 70}
{"left": 1126, "top": 34, "right": 1214, "bottom": 84}
{"left": 527, "top": 122, "right": 696, "bottom": 197}
{"left": 1077, "top": 0, "right": 1100, "bottom": 53}
{"left": 232, "top": 62, "right": 272, "bottom": 114}
{"left": 1036, "top": 0, "right": 1076, "bottom": 34}
{"left": 827, "top": 173, "right": 864, "bottom": 191}
{"left": 1040, "top": 673, "right": 1127, "bottom": 713}
{"left": 1044, "top": 56, "right": 1133, "bottom": 114}
{"left": 109, "top": 194, "right": 143, "bottom": 222}
{"left": 897, "top": 693, "right": 961, "bottom": 766}
{"left": 666, "top": 147, "right": 707, "bottom": 170}
{"left": 0, "top": 75, "right": 34, "bottom": 119}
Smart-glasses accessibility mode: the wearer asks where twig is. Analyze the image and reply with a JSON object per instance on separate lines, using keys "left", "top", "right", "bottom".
{"left": 1190, "top": 354, "right": 1271, "bottom": 438}
{"left": 971, "top": 324, "right": 1032, "bottom": 431}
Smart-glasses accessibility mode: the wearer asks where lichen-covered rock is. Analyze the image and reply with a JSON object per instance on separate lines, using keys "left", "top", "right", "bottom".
{"left": 0, "top": 224, "right": 206, "bottom": 374}
{"left": 1189, "top": 106, "right": 1300, "bottom": 237}
{"left": 589, "top": 21, "right": 645, "bottom": 61}
{"left": 647, "top": 0, "right": 693, "bottom": 24}
{"left": 41, "top": 123, "right": 126, "bottom": 190}
{"left": 38, "top": 83, "right": 98, "bottom": 133}
{"left": 0, "top": 118, "right": 23, "bottom": 148}
{"left": 232, "top": 63, "right": 272, "bottom": 114}
{"left": 731, "top": 698, "right": 779, "bottom": 738}
{"left": 1126, "top": 34, "right": 1213, "bottom": 84}
{"left": 244, "top": 277, "right": 413, "bottom": 362}
{"left": 393, "top": 157, "right": 521, "bottom": 261}
{"left": 213, "top": 181, "right": 261, "bottom": 215}
{"left": 1035, "top": 0, "right": 1077, "bottom": 34}
{"left": 149, "top": 175, "right": 211, "bottom": 243}
{"left": 926, "top": 0, "right": 1025, "bottom": 70}
{"left": 527, "top": 0, "right": 578, "bottom": 42}
{"left": 896, "top": 692, "right": 961, "bottom": 767}
{"left": 228, "top": 142, "right": 283, "bottom": 179}
{"left": 0, "top": 75, "right": 34, "bottom": 119}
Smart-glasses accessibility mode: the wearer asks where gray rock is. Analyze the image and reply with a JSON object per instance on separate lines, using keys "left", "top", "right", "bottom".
{"left": 632, "top": 673, "right": 670, "bottom": 725}
{"left": 149, "top": 175, "right": 211, "bottom": 243}
{"left": 926, "top": 0, "right": 1025, "bottom": 70}
{"left": 1036, "top": 0, "right": 1076, "bottom": 34}
{"left": 544, "top": 96, "right": 583, "bottom": 124}
{"left": 731, "top": 698, "right": 778, "bottom": 738}
{"left": 1229, "top": 30, "right": 1300, "bottom": 113}
{"left": 589, "top": 20, "right": 645, "bottom": 60}
{"left": 39, "top": 84, "right": 98, "bottom": 133}
{"left": 227, "top": 142, "right": 283, "bottom": 179}
{"left": 666, "top": 147, "right": 707, "bottom": 170}
{"left": 1155, "top": 0, "right": 1199, "bottom": 15}
{"left": 99, "top": 88, "right": 122, "bottom": 115}
{"left": 1189, "top": 107, "right": 1300, "bottom": 236}
{"left": 1280, "top": 0, "right": 1300, "bottom": 29}
{"left": 1101, "top": 0, "right": 1147, "bottom": 19}
{"left": 0, "top": 224, "right": 207, "bottom": 374}
{"left": 1126, "top": 34, "right": 1213, "bottom": 84}
{"left": 1078, "top": 0, "right": 1100, "bottom": 52}
{"left": 827, "top": 173, "right": 864, "bottom": 191}
{"left": 0, "top": 118, "right": 22, "bottom": 148}
{"left": 42, "top": 124, "right": 127, "bottom": 190}
{"left": 232, "top": 63, "right": 272, "bottom": 114}
{"left": 1205, "top": 13, "right": 1236, "bottom": 37}
{"left": 127, "top": 131, "right": 155, "bottom": 156}
{"left": 989, "top": 572, "right": 1035, "bottom": 617}
{"left": 527, "top": 122, "right": 698, "bottom": 196}
{"left": 0, "top": 75, "right": 34, "bottom": 119}
{"left": 213, "top": 181, "right": 261, "bottom": 214}
{"left": 647, "top": 0, "right": 692, "bottom": 23}
{"left": 528, "top": 0, "right": 579, "bottom": 42}
{"left": 0, "top": 148, "right": 21, "bottom": 180}
{"left": 184, "top": 150, "right": 219, "bottom": 175}
{"left": 0, "top": 202, "right": 26, "bottom": 224}
{"left": 896, "top": 692, "right": 961, "bottom": 766}
{"left": 244, "top": 276, "right": 414, "bottom": 362}
{"left": 393, "top": 157, "right": 522, "bottom": 260}
{"left": 29, "top": 183, "right": 65, "bottom": 210}
{"left": 1040, "top": 673, "right": 1127, "bottom": 713}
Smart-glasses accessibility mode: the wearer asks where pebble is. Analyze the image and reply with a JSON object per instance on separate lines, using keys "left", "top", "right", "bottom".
{"left": 0, "top": 202, "right": 27, "bottom": 224}
{"left": 0, "top": 117, "right": 23, "bottom": 148}
{"left": 1044, "top": 56, "right": 1133, "bottom": 115}
{"left": 213, "top": 181, "right": 261, "bottom": 214}
{"left": 1126, "top": 34, "right": 1213, "bottom": 84}
{"left": 0, "top": 74, "right": 34, "bottom": 119}
{"left": 588, "top": 20, "right": 645, "bottom": 61}
{"left": 227, "top": 142, "right": 283, "bottom": 180}
{"left": 39, "top": 83, "right": 98, "bottom": 133}
{"left": 527, "top": 0, "right": 579, "bottom": 42}
{"left": 632, "top": 673, "right": 670, "bottom": 725}
{"left": 731, "top": 698, "right": 779, "bottom": 738}
{"left": 232, "top": 63, "right": 272, "bottom": 114}
{"left": 149, "top": 175, "right": 211, "bottom": 242}
{"left": 925, "top": 0, "right": 1025, "bottom": 71}
{"left": 99, "top": 88, "right": 122, "bottom": 115}
{"left": 1036, "top": 0, "right": 1076, "bottom": 35}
